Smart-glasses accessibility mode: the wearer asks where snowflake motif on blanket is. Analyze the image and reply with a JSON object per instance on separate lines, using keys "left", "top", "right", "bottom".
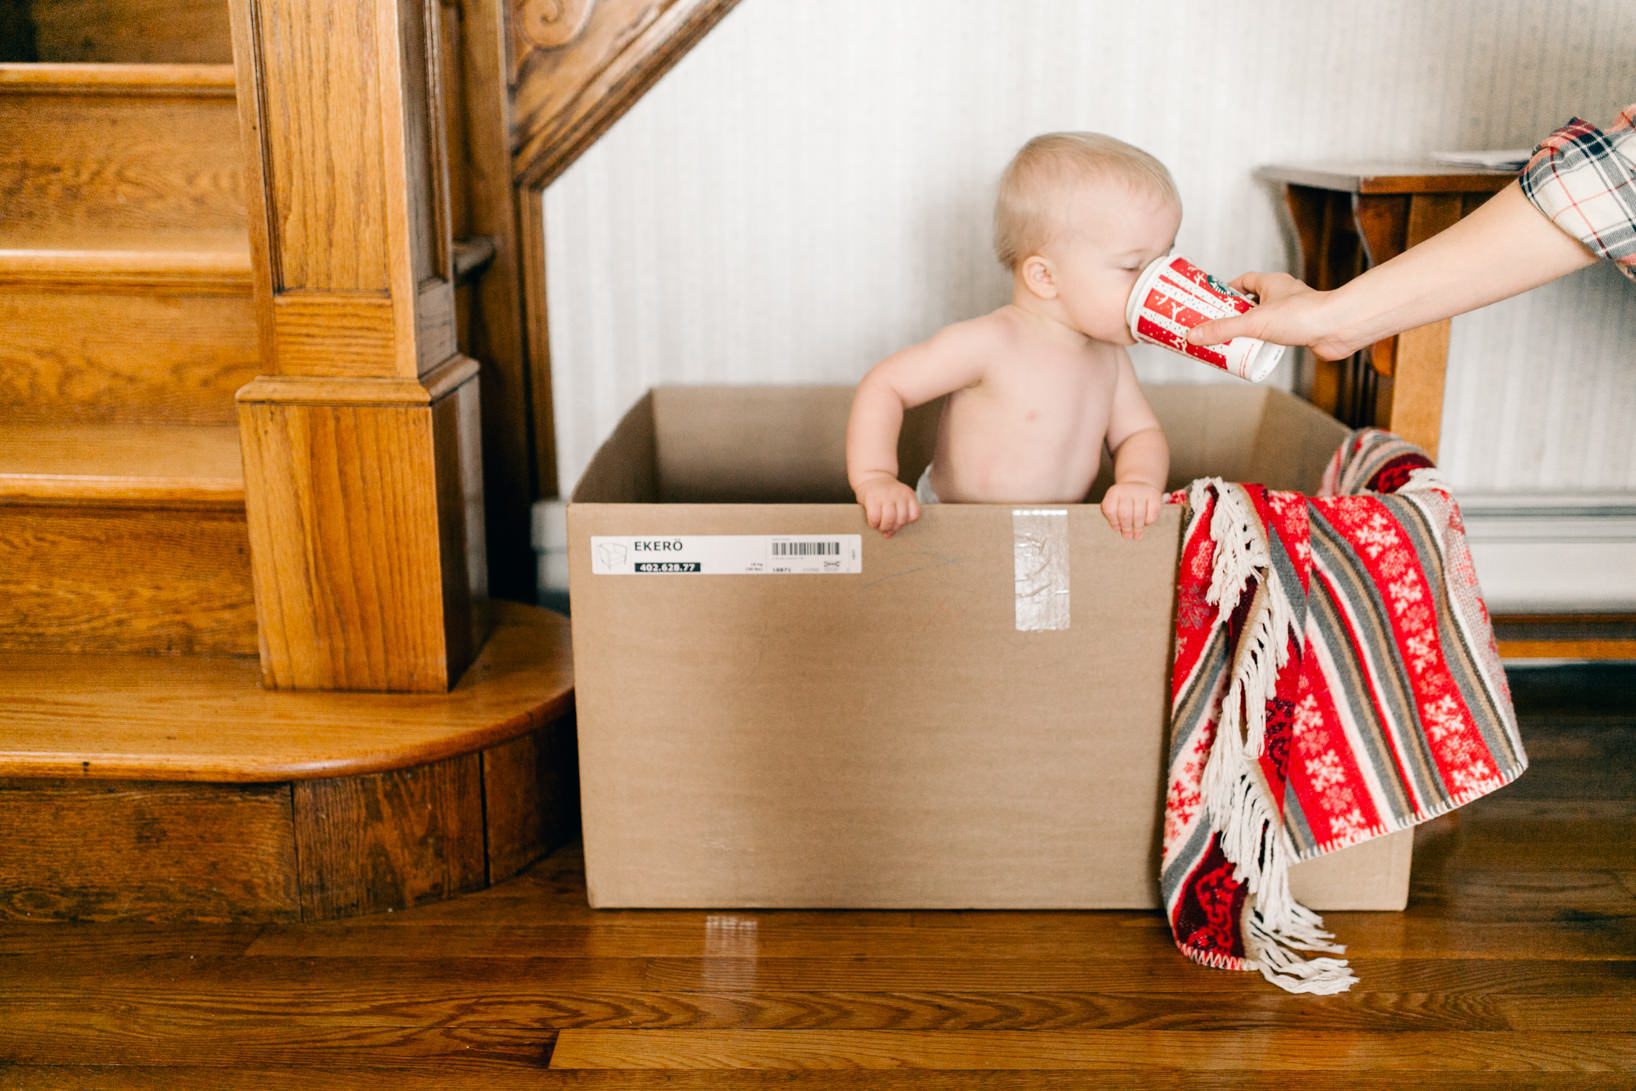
{"left": 1164, "top": 731, "right": 1212, "bottom": 843}
{"left": 1292, "top": 693, "right": 1327, "bottom": 751}
{"left": 1425, "top": 693, "right": 1484, "bottom": 768}
{"left": 1404, "top": 631, "right": 1439, "bottom": 675}
{"left": 1375, "top": 544, "right": 1414, "bottom": 580}
{"left": 1387, "top": 574, "right": 1424, "bottom": 610}
{"left": 1449, "top": 761, "right": 1501, "bottom": 795}
{"left": 1350, "top": 510, "right": 1402, "bottom": 560}
{"left": 1305, "top": 751, "right": 1347, "bottom": 792}
{"left": 1290, "top": 691, "right": 1362, "bottom": 839}
{"left": 1329, "top": 807, "right": 1371, "bottom": 841}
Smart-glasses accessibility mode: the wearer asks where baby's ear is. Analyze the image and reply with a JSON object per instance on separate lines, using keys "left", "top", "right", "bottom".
{"left": 1022, "top": 255, "right": 1057, "bottom": 299}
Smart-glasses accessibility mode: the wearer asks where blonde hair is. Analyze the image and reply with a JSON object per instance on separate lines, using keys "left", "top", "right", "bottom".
{"left": 993, "top": 132, "right": 1179, "bottom": 269}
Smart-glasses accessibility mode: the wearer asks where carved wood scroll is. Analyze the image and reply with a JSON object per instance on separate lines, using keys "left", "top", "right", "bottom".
{"left": 515, "top": 0, "right": 596, "bottom": 51}
{"left": 509, "top": 0, "right": 740, "bottom": 188}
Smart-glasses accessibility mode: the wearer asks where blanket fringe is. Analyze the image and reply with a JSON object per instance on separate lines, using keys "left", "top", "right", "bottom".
{"left": 1247, "top": 910, "right": 1356, "bottom": 995}
{"left": 1195, "top": 482, "right": 1357, "bottom": 995}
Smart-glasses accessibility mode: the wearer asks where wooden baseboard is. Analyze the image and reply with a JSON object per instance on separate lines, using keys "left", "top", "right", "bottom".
{"left": 1494, "top": 613, "right": 1636, "bottom": 661}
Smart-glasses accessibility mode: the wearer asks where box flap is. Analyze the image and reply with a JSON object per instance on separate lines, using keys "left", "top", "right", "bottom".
{"left": 651, "top": 385, "right": 941, "bottom": 503}
{"left": 1247, "top": 387, "right": 1351, "bottom": 492}
{"left": 571, "top": 391, "right": 657, "bottom": 504}
{"left": 577, "top": 384, "right": 1348, "bottom": 505}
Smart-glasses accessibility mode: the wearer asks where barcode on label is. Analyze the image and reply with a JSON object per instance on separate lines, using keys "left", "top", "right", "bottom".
{"left": 592, "top": 534, "right": 859, "bottom": 575}
{"left": 772, "top": 541, "right": 840, "bottom": 557}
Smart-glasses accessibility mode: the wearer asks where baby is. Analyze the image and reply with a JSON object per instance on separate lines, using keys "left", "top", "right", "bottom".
{"left": 846, "top": 132, "right": 1176, "bottom": 539}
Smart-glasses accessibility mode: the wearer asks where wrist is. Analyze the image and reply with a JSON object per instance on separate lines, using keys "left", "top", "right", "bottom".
{"left": 849, "top": 470, "right": 897, "bottom": 493}
{"left": 1309, "top": 284, "right": 1377, "bottom": 360}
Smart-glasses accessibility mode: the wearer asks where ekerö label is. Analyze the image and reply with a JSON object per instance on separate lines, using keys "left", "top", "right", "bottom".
{"left": 591, "top": 535, "right": 862, "bottom": 575}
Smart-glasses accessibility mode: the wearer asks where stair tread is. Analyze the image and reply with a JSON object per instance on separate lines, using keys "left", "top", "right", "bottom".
{"left": 0, "top": 422, "right": 244, "bottom": 505}
{"left": 0, "top": 603, "right": 574, "bottom": 782}
{"left": 0, "top": 62, "right": 236, "bottom": 95}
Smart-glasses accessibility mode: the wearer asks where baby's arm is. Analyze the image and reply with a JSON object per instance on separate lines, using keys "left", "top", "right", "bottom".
{"left": 847, "top": 320, "right": 995, "bottom": 537}
{"left": 1100, "top": 351, "right": 1169, "bottom": 540}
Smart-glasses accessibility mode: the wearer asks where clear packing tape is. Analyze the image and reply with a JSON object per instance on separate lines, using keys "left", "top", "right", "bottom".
{"left": 1012, "top": 508, "right": 1070, "bottom": 632}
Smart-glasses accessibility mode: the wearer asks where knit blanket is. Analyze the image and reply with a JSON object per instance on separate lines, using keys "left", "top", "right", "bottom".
{"left": 1161, "top": 429, "right": 1527, "bottom": 994}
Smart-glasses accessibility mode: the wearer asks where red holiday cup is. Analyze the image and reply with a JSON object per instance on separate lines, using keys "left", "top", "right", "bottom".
{"left": 1124, "top": 255, "right": 1285, "bottom": 381}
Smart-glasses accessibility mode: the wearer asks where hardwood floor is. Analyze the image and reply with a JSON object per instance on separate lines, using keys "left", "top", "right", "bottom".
{"left": 1, "top": 664, "right": 1632, "bottom": 1088}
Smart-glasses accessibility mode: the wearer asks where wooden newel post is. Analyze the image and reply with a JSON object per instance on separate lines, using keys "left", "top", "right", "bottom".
{"left": 229, "top": 0, "right": 489, "bottom": 691}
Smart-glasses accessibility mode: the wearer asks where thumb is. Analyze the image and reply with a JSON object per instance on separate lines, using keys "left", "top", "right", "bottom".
{"left": 1187, "top": 315, "right": 1249, "bottom": 346}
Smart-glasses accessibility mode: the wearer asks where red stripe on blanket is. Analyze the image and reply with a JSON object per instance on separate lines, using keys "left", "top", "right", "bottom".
{"left": 1290, "top": 645, "right": 1389, "bottom": 849}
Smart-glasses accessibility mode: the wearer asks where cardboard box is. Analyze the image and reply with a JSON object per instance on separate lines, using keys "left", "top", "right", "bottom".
{"left": 568, "top": 384, "right": 1412, "bottom": 910}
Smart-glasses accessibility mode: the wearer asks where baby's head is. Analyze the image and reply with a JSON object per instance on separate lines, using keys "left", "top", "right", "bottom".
{"left": 995, "top": 132, "right": 1181, "bottom": 342}
{"left": 995, "top": 132, "right": 1180, "bottom": 269}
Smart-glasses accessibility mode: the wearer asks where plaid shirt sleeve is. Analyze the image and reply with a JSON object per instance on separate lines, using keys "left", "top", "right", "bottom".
{"left": 1519, "top": 104, "right": 1636, "bottom": 283}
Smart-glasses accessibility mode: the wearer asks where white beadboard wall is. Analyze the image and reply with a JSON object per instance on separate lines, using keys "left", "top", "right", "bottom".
{"left": 542, "top": 0, "right": 1636, "bottom": 499}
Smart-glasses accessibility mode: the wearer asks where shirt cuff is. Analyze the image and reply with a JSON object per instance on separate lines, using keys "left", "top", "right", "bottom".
{"left": 1519, "top": 107, "right": 1636, "bottom": 282}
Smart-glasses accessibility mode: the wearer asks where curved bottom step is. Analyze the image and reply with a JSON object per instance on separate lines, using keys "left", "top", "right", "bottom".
{"left": 0, "top": 602, "right": 577, "bottom": 922}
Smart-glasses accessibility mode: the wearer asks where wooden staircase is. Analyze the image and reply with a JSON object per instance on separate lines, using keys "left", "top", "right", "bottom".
{"left": 0, "top": 3, "right": 576, "bottom": 921}
{"left": 0, "top": 62, "right": 258, "bottom": 657}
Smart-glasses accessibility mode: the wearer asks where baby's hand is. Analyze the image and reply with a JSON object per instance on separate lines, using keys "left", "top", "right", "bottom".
{"left": 854, "top": 476, "right": 920, "bottom": 538}
{"left": 1100, "top": 482, "right": 1162, "bottom": 541}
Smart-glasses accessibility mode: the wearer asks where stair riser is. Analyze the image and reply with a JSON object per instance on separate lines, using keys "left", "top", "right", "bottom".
{"left": 0, "top": 87, "right": 243, "bottom": 239}
{"left": 31, "top": 0, "right": 234, "bottom": 65}
{"left": 0, "top": 505, "right": 257, "bottom": 655}
{"left": 0, "top": 284, "right": 257, "bottom": 424}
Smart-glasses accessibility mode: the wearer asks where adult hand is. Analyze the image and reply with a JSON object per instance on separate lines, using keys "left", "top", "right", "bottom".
{"left": 1186, "top": 272, "right": 1362, "bottom": 361}
{"left": 1186, "top": 181, "right": 1607, "bottom": 363}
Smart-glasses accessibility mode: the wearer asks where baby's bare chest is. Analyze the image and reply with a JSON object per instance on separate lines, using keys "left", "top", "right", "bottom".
{"left": 960, "top": 350, "right": 1118, "bottom": 431}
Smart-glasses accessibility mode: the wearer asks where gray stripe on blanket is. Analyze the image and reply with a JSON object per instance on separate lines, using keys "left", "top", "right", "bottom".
{"left": 1170, "top": 632, "right": 1228, "bottom": 768}
{"left": 1160, "top": 811, "right": 1215, "bottom": 904}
